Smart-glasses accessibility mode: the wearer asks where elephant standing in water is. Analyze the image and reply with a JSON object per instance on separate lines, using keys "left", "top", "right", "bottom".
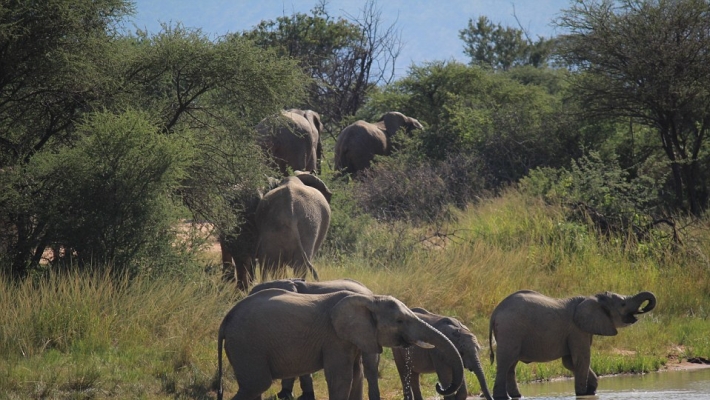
{"left": 333, "top": 111, "right": 423, "bottom": 176}
{"left": 217, "top": 289, "right": 465, "bottom": 400}
{"left": 249, "top": 278, "right": 381, "bottom": 400}
{"left": 393, "top": 308, "right": 492, "bottom": 400}
{"left": 257, "top": 109, "right": 323, "bottom": 176}
{"left": 489, "top": 289, "right": 657, "bottom": 399}
{"left": 218, "top": 172, "right": 332, "bottom": 290}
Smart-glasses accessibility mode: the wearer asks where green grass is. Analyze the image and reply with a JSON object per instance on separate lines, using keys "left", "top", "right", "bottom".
{"left": 2, "top": 190, "right": 710, "bottom": 399}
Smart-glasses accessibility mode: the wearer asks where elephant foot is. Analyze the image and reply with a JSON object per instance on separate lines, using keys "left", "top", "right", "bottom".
{"left": 297, "top": 391, "right": 315, "bottom": 400}
{"left": 277, "top": 389, "right": 294, "bottom": 400}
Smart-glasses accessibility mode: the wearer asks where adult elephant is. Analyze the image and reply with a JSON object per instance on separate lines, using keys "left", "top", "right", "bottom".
{"left": 255, "top": 173, "right": 331, "bottom": 283}
{"left": 333, "top": 111, "right": 423, "bottom": 176}
{"left": 217, "top": 289, "right": 464, "bottom": 400}
{"left": 488, "top": 290, "right": 657, "bottom": 399}
{"left": 249, "top": 278, "right": 381, "bottom": 400}
{"left": 218, "top": 172, "right": 332, "bottom": 290}
{"left": 257, "top": 109, "right": 323, "bottom": 176}
{"left": 393, "top": 308, "right": 493, "bottom": 400}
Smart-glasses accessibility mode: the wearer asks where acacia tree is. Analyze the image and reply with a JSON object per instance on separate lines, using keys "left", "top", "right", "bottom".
{"left": 556, "top": 0, "right": 710, "bottom": 215}
{"left": 243, "top": 0, "right": 401, "bottom": 129}
{"left": 459, "top": 16, "right": 556, "bottom": 71}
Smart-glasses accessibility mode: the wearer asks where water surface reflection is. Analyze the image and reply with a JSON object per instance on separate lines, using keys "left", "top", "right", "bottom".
{"left": 515, "top": 366, "right": 710, "bottom": 399}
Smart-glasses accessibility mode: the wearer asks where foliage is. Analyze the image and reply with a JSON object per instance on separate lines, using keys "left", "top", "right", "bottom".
{"left": 519, "top": 151, "right": 666, "bottom": 240}
{"left": 24, "top": 110, "right": 191, "bottom": 275}
{"left": 365, "top": 61, "right": 582, "bottom": 187}
{"left": 556, "top": 0, "right": 710, "bottom": 215}
{"left": 0, "top": 1, "right": 307, "bottom": 278}
{"left": 459, "top": 16, "right": 556, "bottom": 71}
{"left": 243, "top": 0, "right": 401, "bottom": 130}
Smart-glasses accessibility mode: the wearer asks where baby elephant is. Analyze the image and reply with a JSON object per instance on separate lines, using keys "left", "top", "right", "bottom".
{"left": 489, "top": 290, "right": 657, "bottom": 399}
{"left": 249, "top": 278, "right": 380, "bottom": 400}
{"left": 393, "top": 308, "right": 493, "bottom": 400}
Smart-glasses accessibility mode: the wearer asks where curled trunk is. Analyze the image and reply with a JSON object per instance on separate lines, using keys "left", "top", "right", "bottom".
{"left": 414, "top": 319, "right": 465, "bottom": 396}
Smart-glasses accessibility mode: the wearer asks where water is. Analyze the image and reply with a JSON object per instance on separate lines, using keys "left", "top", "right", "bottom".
{"left": 512, "top": 366, "right": 710, "bottom": 399}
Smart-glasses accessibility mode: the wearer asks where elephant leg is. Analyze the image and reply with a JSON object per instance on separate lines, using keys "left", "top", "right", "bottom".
{"left": 324, "top": 355, "right": 357, "bottom": 400}
{"left": 362, "top": 353, "right": 381, "bottom": 400}
{"left": 505, "top": 361, "right": 521, "bottom": 399}
{"left": 452, "top": 381, "right": 468, "bottom": 400}
{"left": 492, "top": 353, "right": 515, "bottom": 400}
{"left": 348, "top": 356, "right": 364, "bottom": 400}
{"left": 409, "top": 373, "right": 423, "bottom": 400}
{"left": 278, "top": 378, "right": 296, "bottom": 400}
{"left": 297, "top": 374, "right": 315, "bottom": 400}
{"left": 562, "top": 353, "right": 595, "bottom": 396}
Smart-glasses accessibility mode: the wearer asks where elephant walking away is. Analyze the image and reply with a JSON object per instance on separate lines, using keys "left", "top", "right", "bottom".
{"left": 257, "top": 109, "right": 323, "bottom": 176}
{"left": 488, "top": 290, "right": 657, "bottom": 399}
{"left": 333, "top": 111, "right": 423, "bottom": 176}
{"left": 217, "top": 289, "right": 465, "bottom": 400}
{"left": 255, "top": 173, "right": 331, "bottom": 283}
{"left": 249, "top": 278, "right": 381, "bottom": 400}
{"left": 393, "top": 308, "right": 493, "bottom": 400}
{"left": 219, "top": 172, "right": 332, "bottom": 290}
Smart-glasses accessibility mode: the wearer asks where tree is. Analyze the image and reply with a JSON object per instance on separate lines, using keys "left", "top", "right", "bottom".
{"left": 459, "top": 16, "right": 555, "bottom": 71}
{"left": 0, "top": 1, "right": 306, "bottom": 277}
{"left": 556, "top": 0, "right": 710, "bottom": 215}
{"left": 243, "top": 0, "right": 401, "bottom": 129}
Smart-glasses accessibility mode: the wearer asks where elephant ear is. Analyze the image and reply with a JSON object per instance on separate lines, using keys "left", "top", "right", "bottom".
{"left": 305, "top": 110, "right": 323, "bottom": 134}
{"left": 294, "top": 172, "right": 332, "bottom": 203}
{"left": 381, "top": 112, "right": 405, "bottom": 137}
{"left": 331, "top": 294, "right": 382, "bottom": 354}
{"left": 573, "top": 295, "right": 618, "bottom": 336}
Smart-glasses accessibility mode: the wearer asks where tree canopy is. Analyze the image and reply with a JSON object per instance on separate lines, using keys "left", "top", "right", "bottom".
{"left": 556, "top": 0, "right": 710, "bottom": 215}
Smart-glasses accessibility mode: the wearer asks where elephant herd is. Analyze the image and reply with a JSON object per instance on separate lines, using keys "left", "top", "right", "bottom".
{"left": 215, "top": 108, "right": 658, "bottom": 400}
{"left": 219, "top": 109, "right": 423, "bottom": 289}
{"left": 216, "top": 278, "right": 657, "bottom": 400}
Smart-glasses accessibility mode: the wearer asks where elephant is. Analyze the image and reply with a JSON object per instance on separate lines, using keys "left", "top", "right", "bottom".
{"left": 217, "top": 289, "right": 465, "bottom": 400}
{"left": 257, "top": 109, "right": 323, "bottom": 176}
{"left": 488, "top": 289, "right": 657, "bottom": 399}
{"left": 333, "top": 111, "right": 423, "bottom": 176}
{"left": 249, "top": 278, "right": 381, "bottom": 400}
{"left": 254, "top": 172, "right": 331, "bottom": 283}
{"left": 393, "top": 308, "right": 493, "bottom": 400}
{"left": 218, "top": 172, "right": 332, "bottom": 290}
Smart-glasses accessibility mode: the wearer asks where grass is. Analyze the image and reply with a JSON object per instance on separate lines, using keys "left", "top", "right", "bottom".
{"left": 2, "top": 189, "right": 710, "bottom": 399}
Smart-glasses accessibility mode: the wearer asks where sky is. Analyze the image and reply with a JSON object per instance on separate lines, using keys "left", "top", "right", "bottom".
{"left": 128, "top": 0, "right": 571, "bottom": 78}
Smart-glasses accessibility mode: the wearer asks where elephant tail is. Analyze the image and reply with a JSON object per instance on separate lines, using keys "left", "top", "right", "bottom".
{"left": 217, "top": 322, "right": 225, "bottom": 400}
{"left": 488, "top": 317, "right": 495, "bottom": 365}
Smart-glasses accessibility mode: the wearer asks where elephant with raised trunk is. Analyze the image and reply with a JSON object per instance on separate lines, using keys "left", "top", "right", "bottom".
{"left": 334, "top": 111, "right": 423, "bottom": 176}
{"left": 219, "top": 172, "right": 332, "bottom": 290}
{"left": 249, "top": 278, "right": 381, "bottom": 400}
{"left": 257, "top": 109, "right": 323, "bottom": 176}
{"left": 393, "top": 308, "right": 492, "bottom": 400}
{"left": 488, "top": 289, "right": 657, "bottom": 399}
{"left": 217, "top": 289, "right": 465, "bottom": 400}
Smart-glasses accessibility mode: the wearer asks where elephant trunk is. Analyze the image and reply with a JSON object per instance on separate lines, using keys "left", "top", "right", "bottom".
{"left": 412, "top": 319, "right": 464, "bottom": 396}
{"left": 468, "top": 350, "right": 493, "bottom": 400}
{"left": 630, "top": 291, "right": 657, "bottom": 314}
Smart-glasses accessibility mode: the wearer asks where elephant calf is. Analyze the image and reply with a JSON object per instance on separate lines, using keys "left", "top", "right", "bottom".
{"left": 393, "top": 308, "right": 493, "bottom": 400}
{"left": 488, "top": 289, "right": 656, "bottom": 399}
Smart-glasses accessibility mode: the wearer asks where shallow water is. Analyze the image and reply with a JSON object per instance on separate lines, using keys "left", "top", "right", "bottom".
{"left": 514, "top": 366, "right": 710, "bottom": 399}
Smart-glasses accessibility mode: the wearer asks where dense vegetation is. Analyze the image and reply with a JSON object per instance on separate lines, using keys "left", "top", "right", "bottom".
{"left": 1, "top": 0, "right": 710, "bottom": 398}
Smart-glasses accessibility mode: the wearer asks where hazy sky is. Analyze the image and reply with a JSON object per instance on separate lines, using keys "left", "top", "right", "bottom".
{"left": 128, "top": 0, "right": 570, "bottom": 78}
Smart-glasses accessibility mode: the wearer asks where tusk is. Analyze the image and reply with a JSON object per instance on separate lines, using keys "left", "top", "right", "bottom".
{"left": 414, "top": 340, "right": 435, "bottom": 349}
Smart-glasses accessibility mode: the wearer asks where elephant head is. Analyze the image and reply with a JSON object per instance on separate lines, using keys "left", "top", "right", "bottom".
{"left": 573, "top": 291, "right": 657, "bottom": 336}
{"left": 379, "top": 111, "right": 424, "bottom": 139}
{"left": 332, "top": 294, "right": 464, "bottom": 396}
